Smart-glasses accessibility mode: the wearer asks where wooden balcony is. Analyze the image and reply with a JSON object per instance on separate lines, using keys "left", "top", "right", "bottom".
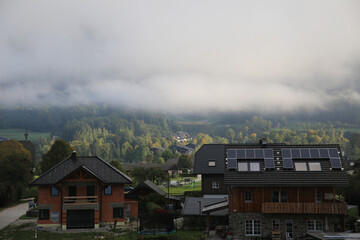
{"left": 262, "top": 202, "right": 347, "bottom": 214}
{"left": 63, "top": 196, "right": 98, "bottom": 205}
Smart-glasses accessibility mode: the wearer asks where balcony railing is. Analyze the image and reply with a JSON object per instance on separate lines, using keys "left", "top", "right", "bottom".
{"left": 262, "top": 202, "right": 347, "bottom": 214}
{"left": 63, "top": 196, "right": 98, "bottom": 205}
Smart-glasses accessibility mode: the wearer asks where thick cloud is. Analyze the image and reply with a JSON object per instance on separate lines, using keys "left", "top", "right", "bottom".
{"left": 0, "top": 0, "right": 360, "bottom": 114}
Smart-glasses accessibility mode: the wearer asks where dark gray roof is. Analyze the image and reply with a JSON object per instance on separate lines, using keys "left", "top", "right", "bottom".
{"left": 164, "top": 157, "right": 179, "bottom": 170}
{"left": 30, "top": 156, "right": 132, "bottom": 185}
{"left": 223, "top": 143, "right": 349, "bottom": 187}
{"left": 182, "top": 197, "right": 228, "bottom": 216}
{"left": 133, "top": 180, "right": 167, "bottom": 196}
{"left": 194, "top": 144, "right": 225, "bottom": 174}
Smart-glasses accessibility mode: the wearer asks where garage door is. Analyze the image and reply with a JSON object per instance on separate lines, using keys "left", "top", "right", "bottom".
{"left": 67, "top": 210, "right": 94, "bottom": 229}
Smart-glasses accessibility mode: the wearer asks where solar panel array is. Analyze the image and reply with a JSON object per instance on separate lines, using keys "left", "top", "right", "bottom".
{"left": 281, "top": 148, "right": 342, "bottom": 169}
{"left": 227, "top": 149, "right": 275, "bottom": 170}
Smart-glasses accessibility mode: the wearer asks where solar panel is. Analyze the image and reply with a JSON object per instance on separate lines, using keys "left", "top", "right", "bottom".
{"left": 300, "top": 149, "right": 310, "bottom": 158}
{"left": 330, "top": 158, "right": 342, "bottom": 169}
{"left": 310, "top": 148, "right": 320, "bottom": 158}
{"left": 291, "top": 149, "right": 301, "bottom": 158}
{"left": 255, "top": 149, "right": 264, "bottom": 158}
{"left": 264, "top": 149, "right": 273, "bottom": 158}
{"left": 283, "top": 158, "right": 293, "bottom": 169}
{"left": 227, "top": 158, "right": 237, "bottom": 170}
{"left": 227, "top": 149, "right": 236, "bottom": 158}
{"left": 237, "top": 149, "right": 246, "bottom": 159}
{"left": 319, "top": 148, "right": 329, "bottom": 158}
{"left": 246, "top": 149, "right": 255, "bottom": 159}
{"left": 282, "top": 149, "right": 291, "bottom": 158}
{"left": 328, "top": 148, "right": 339, "bottom": 158}
{"left": 265, "top": 158, "right": 275, "bottom": 169}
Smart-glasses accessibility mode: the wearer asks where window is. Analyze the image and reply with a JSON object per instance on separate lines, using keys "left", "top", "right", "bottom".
{"left": 68, "top": 186, "right": 76, "bottom": 196}
{"left": 245, "top": 220, "right": 261, "bottom": 236}
{"left": 295, "top": 162, "right": 308, "bottom": 171}
{"left": 250, "top": 162, "right": 260, "bottom": 171}
{"left": 87, "top": 185, "right": 95, "bottom": 196}
{"left": 307, "top": 220, "right": 323, "bottom": 231}
{"left": 315, "top": 191, "right": 322, "bottom": 202}
{"left": 39, "top": 209, "right": 49, "bottom": 220}
{"left": 244, "top": 191, "right": 252, "bottom": 202}
{"left": 51, "top": 186, "right": 59, "bottom": 196}
{"left": 208, "top": 160, "right": 216, "bottom": 167}
{"left": 272, "top": 219, "right": 280, "bottom": 231}
{"left": 113, "top": 207, "right": 124, "bottom": 218}
{"left": 104, "top": 185, "right": 112, "bottom": 195}
{"left": 212, "top": 181, "right": 219, "bottom": 189}
{"left": 238, "top": 162, "right": 248, "bottom": 171}
{"left": 309, "top": 162, "right": 321, "bottom": 171}
{"left": 281, "top": 191, "right": 288, "bottom": 202}
{"left": 272, "top": 191, "right": 280, "bottom": 202}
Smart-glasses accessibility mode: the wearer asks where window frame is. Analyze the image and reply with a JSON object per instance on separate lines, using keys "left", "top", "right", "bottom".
{"left": 272, "top": 219, "right": 280, "bottom": 232}
{"left": 51, "top": 186, "right": 59, "bottom": 196}
{"left": 104, "top": 185, "right": 112, "bottom": 195}
{"left": 245, "top": 219, "right": 261, "bottom": 236}
{"left": 249, "top": 162, "right": 260, "bottom": 172}
{"left": 307, "top": 220, "right": 323, "bottom": 231}
{"left": 39, "top": 209, "right": 49, "bottom": 220}
{"left": 212, "top": 181, "right": 220, "bottom": 189}
{"left": 244, "top": 191, "right": 252, "bottom": 203}
{"left": 113, "top": 207, "right": 124, "bottom": 218}
{"left": 208, "top": 160, "right": 216, "bottom": 167}
{"left": 237, "top": 162, "right": 248, "bottom": 172}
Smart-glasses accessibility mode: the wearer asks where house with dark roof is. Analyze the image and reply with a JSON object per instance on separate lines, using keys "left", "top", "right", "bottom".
{"left": 30, "top": 152, "right": 138, "bottom": 229}
{"left": 195, "top": 142, "right": 349, "bottom": 239}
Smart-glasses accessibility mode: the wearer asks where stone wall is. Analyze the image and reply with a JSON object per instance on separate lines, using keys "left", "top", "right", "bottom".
{"left": 229, "top": 212, "right": 343, "bottom": 239}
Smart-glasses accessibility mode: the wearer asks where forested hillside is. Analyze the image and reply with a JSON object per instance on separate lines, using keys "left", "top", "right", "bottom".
{"left": 0, "top": 105, "right": 360, "bottom": 163}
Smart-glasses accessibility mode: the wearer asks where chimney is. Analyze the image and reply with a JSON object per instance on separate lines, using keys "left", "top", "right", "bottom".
{"left": 71, "top": 151, "right": 77, "bottom": 160}
{"left": 259, "top": 138, "right": 268, "bottom": 146}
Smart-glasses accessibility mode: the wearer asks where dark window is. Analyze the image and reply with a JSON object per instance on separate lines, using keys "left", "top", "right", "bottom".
{"left": 245, "top": 191, "right": 252, "bottom": 202}
{"left": 315, "top": 191, "right": 322, "bottom": 202}
{"left": 281, "top": 191, "right": 288, "bottom": 202}
{"left": 87, "top": 186, "right": 95, "bottom": 196}
{"left": 113, "top": 207, "right": 123, "bottom": 218}
{"left": 39, "top": 209, "right": 49, "bottom": 220}
{"left": 51, "top": 186, "right": 59, "bottom": 196}
{"left": 272, "top": 191, "right": 280, "bottom": 202}
{"left": 68, "top": 186, "right": 76, "bottom": 196}
{"left": 104, "top": 185, "right": 112, "bottom": 195}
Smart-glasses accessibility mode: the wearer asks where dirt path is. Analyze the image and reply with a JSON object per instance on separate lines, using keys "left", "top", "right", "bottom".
{"left": 0, "top": 202, "right": 28, "bottom": 230}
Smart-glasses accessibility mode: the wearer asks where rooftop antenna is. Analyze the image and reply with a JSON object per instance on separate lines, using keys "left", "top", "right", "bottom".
{"left": 24, "top": 129, "right": 29, "bottom": 141}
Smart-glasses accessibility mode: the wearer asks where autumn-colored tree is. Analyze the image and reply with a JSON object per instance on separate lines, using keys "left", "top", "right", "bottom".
{"left": 109, "top": 160, "right": 126, "bottom": 173}
{"left": 0, "top": 140, "right": 34, "bottom": 206}
{"left": 40, "top": 139, "right": 73, "bottom": 173}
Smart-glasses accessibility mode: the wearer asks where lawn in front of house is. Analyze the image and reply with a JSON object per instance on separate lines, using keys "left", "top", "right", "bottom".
{"left": 0, "top": 222, "right": 204, "bottom": 240}
{"left": 161, "top": 181, "right": 201, "bottom": 195}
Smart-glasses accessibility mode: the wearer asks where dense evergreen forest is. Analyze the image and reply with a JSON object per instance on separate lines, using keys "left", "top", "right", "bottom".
{"left": 1, "top": 105, "right": 360, "bottom": 163}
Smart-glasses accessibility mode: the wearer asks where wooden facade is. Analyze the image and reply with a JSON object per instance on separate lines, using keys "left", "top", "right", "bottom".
{"left": 230, "top": 186, "right": 346, "bottom": 215}
{"left": 202, "top": 174, "right": 227, "bottom": 195}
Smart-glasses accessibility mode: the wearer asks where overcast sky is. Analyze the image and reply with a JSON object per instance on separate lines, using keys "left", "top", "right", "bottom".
{"left": 0, "top": 0, "right": 359, "bottom": 114}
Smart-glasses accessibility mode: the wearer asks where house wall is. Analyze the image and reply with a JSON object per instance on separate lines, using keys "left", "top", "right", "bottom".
{"left": 202, "top": 174, "right": 227, "bottom": 195}
{"left": 37, "top": 186, "right": 62, "bottom": 227}
{"left": 229, "top": 212, "right": 343, "bottom": 239}
{"left": 231, "top": 187, "right": 336, "bottom": 213}
{"left": 101, "top": 184, "right": 125, "bottom": 224}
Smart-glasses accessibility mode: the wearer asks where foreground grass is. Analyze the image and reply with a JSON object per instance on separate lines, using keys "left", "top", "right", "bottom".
{"left": 0, "top": 223, "right": 204, "bottom": 240}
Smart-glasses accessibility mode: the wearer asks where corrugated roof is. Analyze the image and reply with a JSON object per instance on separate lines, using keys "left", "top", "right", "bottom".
{"left": 30, "top": 156, "right": 132, "bottom": 185}
{"left": 182, "top": 197, "right": 228, "bottom": 216}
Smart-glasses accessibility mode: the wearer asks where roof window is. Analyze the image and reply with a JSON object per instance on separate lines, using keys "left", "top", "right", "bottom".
{"left": 309, "top": 162, "right": 322, "bottom": 171}
{"left": 294, "top": 162, "right": 308, "bottom": 171}
{"left": 208, "top": 160, "right": 216, "bottom": 167}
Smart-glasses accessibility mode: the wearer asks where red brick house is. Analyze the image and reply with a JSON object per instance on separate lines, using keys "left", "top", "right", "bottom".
{"left": 30, "top": 152, "right": 138, "bottom": 229}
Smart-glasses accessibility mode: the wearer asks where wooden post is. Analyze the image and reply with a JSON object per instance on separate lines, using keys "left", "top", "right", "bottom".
{"left": 206, "top": 213, "right": 210, "bottom": 236}
{"left": 315, "top": 187, "right": 317, "bottom": 202}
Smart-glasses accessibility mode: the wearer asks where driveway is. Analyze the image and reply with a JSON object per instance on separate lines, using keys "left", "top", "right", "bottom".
{"left": 0, "top": 202, "right": 28, "bottom": 230}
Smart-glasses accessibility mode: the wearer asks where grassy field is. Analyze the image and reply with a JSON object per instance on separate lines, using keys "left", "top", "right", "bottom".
{"left": 0, "top": 128, "right": 50, "bottom": 141}
{"left": 161, "top": 181, "right": 201, "bottom": 195}
{"left": 0, "top": 223, "right": 204, "bottom": 240}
